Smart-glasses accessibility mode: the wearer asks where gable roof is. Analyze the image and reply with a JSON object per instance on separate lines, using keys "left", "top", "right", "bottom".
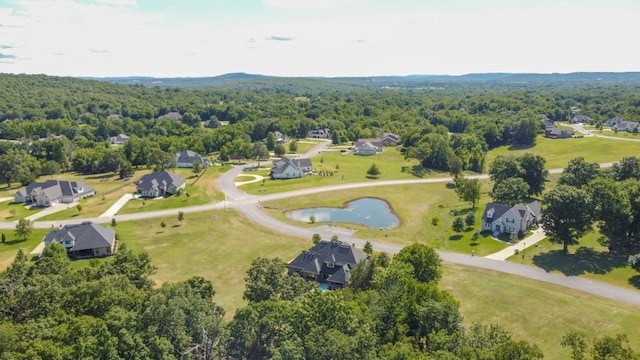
{"left": 381, "top": 132, "right": 400, "bottom": 141}
{"left": 272, "top": 157, "right": 312, "bottom": 174}
{"left": 157, "top": 111, "right": 183, "bottom": 120}
{"left": 175, "top": 150, "right": 206, "bottom": 164}
{"left": 137, "top": 171, "right": 185, "bottom": 192}
{"left": 571, "top": 115, "right": 591, "bottom": 123}
{"left": 482, "top": 200, "right": 541, "bottom": 223}
{"left": 44, "top": 222, "right": 115, "bottom": 251}
{"left": 355, "top": 138, "right": 384, "bottom": 149}
{"left": 17, "top": 180, "right": 94, "bottom": 199}
{"left": 288, "top": 240, "right": 367, "bottom": 285}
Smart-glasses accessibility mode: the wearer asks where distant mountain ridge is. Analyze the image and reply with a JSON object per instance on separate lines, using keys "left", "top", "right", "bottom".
{"left": 85, "top": 71, "right": 640, "bottom": 89}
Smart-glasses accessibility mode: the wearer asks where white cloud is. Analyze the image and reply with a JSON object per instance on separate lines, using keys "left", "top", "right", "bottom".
{"left": 0, "top": 0, "right": 638, "bottom": 76}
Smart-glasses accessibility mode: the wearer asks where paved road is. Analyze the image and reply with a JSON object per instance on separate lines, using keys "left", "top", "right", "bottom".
{"left": 2, "top": 140, "right": 638, "bottom": 306}
{"left": 570, "top": 122, "right": 640, "bottom": 142}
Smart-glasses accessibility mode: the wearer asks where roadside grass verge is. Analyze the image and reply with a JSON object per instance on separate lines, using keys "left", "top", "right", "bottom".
{"left": 507, "top": 230, "right": 640, "bottom": 291}
{"left": 441, "top": 263, "right": 640, "bottom": 359}
{"left": 487, "top": 135, "right": 640, "bottom": 169}
{"left": 118, "top": 166, "right": 229, "bottom": 215}
{"left": 113, "top": 209, "right": 303, "bottom": 317}
{"left": 0, "top": 200, "right": 42, "bottom": 220}
{"left": 261, "top": 181, "right": 508, "bottom": 256}
{"left": 242, "top": 147, "right": 431, "bottom": 195}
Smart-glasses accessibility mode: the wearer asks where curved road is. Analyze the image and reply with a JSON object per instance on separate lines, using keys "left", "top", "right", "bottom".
{"left": 3, "top": 140, "right": 639, "bottom": 306}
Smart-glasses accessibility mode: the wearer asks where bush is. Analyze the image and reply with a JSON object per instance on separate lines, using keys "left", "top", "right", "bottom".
{"left": 431, "top": 217, "right": 440, "bottom": 226}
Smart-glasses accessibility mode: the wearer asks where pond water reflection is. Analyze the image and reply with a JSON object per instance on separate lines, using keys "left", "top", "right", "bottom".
{"left": 285, "top": 198, "right": 400, "bottom": 228}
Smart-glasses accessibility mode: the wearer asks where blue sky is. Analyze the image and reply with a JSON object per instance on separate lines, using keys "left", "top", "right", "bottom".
{"left": 0, "top": 0, "right": 639, "bottom": 77}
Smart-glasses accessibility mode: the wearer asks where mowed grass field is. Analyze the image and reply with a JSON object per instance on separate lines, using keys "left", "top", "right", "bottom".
{"left": 487, "top": 135, "right": 640, "bottom": 169}
{"left": 0, "top": 199, "right": 42, "bottom": 220}
{"left": 0, "top": 228, "right": 49, "bottom": 270}
{"left": 507, "top": 230, "right": 640, "bottom": 291}
{"left": 261, "top": 181, "right": 509, "bottom": 256}
{"left": 441, "top": 263, "right": 640, "bottom": 359}
{"left": 117, "top": 165, "right": 229, "bottom": 214}
{"left": 241, "top": 147, "right": 432, "bottom": 195}
{"left": 113, "top": 209, "right": 303, "bottom": 317}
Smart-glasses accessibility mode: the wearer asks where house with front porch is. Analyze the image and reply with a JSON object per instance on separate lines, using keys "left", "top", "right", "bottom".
{"left": 354, "top": 138, "right": 384, "bottom": 156}
{"left": 137, "top": 171, "right": 186, "bottom": 198}
{"left": 481, "top": 200, "right": 542, "bottom": 236}
{"left": 14, "top": 180, "right": 95, "bottom": 207}
{"left": 270, "top": 157, "right": 313, "bottom": 179}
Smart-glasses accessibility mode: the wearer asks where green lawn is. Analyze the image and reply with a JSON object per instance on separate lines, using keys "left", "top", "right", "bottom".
{"left": 241, "top": 147, "right": 433, "bottom": 195}
{"left": 0, "top": 200, "right": 42, "bottom": 220}
{"left": 118, "top": 166, "right": 229, "bottom": 215}
{"left": 293, "top": 139, "right": 326, "bottom": 154}
{"left": 0, "top": 228, "right": 49, "bottom": 269}
{"left": 113, "top": 209, "right": 304, "bottom": 317}
{"left": 262, "top": 181, "right": 509, "bottom": 256}
{"left": 507, "top": 230, "right": 640, "bottom": 291}
{"left": 487, "top": 135, "right": 640, "bottom": 169}
{"left": 441, "top": 263, "right": 640, "bottom": 359}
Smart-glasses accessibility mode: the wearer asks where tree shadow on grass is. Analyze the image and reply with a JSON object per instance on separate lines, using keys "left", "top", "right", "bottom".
{"left": 2, "top": 239, "right": 26, "bottom": 246}
{"left": 629, "top": 275, "right": 640, "bottom": 290}
{"left": 532, "top": 246, "right": 628, "bottom": 276}
{"left": 449, "top": 234, "right": 463, "bottom": 241}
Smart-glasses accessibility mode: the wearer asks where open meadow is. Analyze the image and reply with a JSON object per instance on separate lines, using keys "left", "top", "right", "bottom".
{"left": 441, "top": 263, "right": 640, "bottom": 359}
{"left": 113, "top": 209, "right": 303, "bottom": 317}
{"left": 487, "top": 135, "right": 640, "bottom": 169}
{"left": 241, "top": 147, "right": 434, "bottom": 195}
{"left": 0, "top": 228, "right": 49, "bottom": 270}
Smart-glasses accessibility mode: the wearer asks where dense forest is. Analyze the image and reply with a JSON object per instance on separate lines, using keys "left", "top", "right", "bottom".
{"left": 2, "top": 243, "right": 636, "bottom": 359}
{"left": 2, "top": 74, "right": 640, "bottom": 358}
{"left": 1, "top": 73, "right": 640, "bottom": 186}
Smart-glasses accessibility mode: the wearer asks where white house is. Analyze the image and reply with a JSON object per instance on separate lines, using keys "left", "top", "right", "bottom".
{"left": 175, "top": 150, "right": 208, "bottom": 168}
{"left": 270, "top": 157, "right": 313, "bottom": 179}
{"left": 481, "top": 201, "right": 542, "bottom": 236}
{"left": 14, "top": 180, "right": 95, "bottom": 207}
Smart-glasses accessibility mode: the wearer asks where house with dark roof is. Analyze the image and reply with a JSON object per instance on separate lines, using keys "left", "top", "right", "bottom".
{"left": 157, "top": 112, "right": 183, "bottom": 121}
{"left": 604, "top": 117, "right": 640, "bottom": 132}
{"left": 14, "top": 180, "right": 95, "bottom": 207}
{"left": 137, "top": 171, "right": 186, "bottom": 198}
{"left": 44, "top": 222, "right": 116, "bottom": 259}
{"left": 270, "top": 157, "right": 313, "bottom": 179}
{"left": 380, "top": 132, "right": 401, "bottom": 146}
{"left": 174, "top": 150, "right": 208, "bottom": 168}
{"left": 109, "top": 133, "right": 130, "bottom": 145}
{"left": 354, "top": 138, "right": 384, "bottom": 156}
{"left": 308, "top": 128, "right": 331, "bottom": 139}
{"left": 570, "top": 115, "right": 591, "bottom": 124}
{"left": 545, "top": 127, "right": 574, "bottom": 139}
{"left": 482, "top": 200, "right": 541, "bottom": 236}
{"left": 287, "top": 239, "right": 368, "bottom": 289}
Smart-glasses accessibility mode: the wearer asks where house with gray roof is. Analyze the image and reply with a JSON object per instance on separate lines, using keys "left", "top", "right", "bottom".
{"left": 109, "top": 133, "right": 130, "bottom": 145}
{"left": 174, "top": 150, "right": 208, "bottom": 168}
{"left": 604, "top": 117, "right": 640, "bottom": 132}
{"left": 570, "top": 115, "right": 591, "bottom": 124}
{"left": 137, "top": 171, "right": 186, "bottom": 198}
{"left": 14, "top": 180, "right": 95, "bottom": 207}
{"left": 545, "top": 127, "right": 574, "bottom": 139}
{"left": 270, "top": 157, "right": 313, "bottom": 179}
{"left": 287, "top": 239, "right": 368, "bottom": 289}
{"left": 482, "top": 200, "right": 541, "bottom": 236}
{"left": 157, "top": 111, "right": 183, "bottom": 121}
{"left": 308, "top": 128, "right": 331, "bottom": 139}
{"left": 380, "top": 132, "right": 401, "bottom": 146}
{"left": 354, "top": 138, "right": 384, "bottom": 156}
{"left": 44, "top": 222, "right": 116, "bottom": 259}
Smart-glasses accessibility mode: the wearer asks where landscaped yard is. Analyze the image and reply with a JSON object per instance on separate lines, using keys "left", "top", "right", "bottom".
{"left": 487, "top": 135, "right": 640, "bottom": 169}
{"left": 507, "top": 230, "right": 640, "bottom": 291}
{"left": 112, "top": 209, "right": 303, "bottom": 317}
{"left": 441, "top": 263, "right": 640, "bottom": 359}
{"left": 117, "top": 165, "right": 229, "bottom": 214}
{"left": 241, "top": 147, "right": 434, "bottom": 195}
{"left": 0, "top": 199, "right": 42, "bottom": 220}
{"left": 261, "top": 181, "right": 509, "bottom": 256}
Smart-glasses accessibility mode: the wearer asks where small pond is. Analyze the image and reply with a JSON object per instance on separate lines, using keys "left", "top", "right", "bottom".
{"left": 285, "top": 198, "right": 400, "bottom": 228}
